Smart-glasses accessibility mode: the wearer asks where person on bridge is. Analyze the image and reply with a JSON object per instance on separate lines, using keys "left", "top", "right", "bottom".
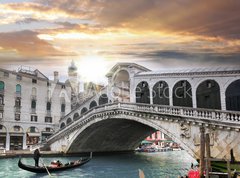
{"left": 33, "top": 148, "right": 41, "bottom": 167}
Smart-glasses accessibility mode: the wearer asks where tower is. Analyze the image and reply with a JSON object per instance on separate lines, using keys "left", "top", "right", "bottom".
{"left": 68, "top": 60, "right": 79, "bottom": 100}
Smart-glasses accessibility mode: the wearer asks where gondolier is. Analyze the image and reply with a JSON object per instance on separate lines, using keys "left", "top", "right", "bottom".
{"left": 33, "top": 148, "right": 41, "bottom": 167}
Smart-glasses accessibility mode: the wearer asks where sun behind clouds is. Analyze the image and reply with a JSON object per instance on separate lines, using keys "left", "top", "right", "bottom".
{"left": 77, "top": 54, "right": 108, "bottom": 84}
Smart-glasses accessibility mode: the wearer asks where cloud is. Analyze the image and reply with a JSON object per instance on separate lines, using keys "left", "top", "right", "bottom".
{"left": 95, "top": 0, "right": 240, "bottom": 39}
{"left": 0, "top": 30, "right": 75, "bottom": 57}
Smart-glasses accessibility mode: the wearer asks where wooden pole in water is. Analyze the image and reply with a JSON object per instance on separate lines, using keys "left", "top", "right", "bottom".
{"left": 227, "top": 159, "right": 231, "bottom": 178}
{"left": 205, "top": 133, "right": 211, "bottom": 178}
{"left": 200, "top": 127, "right": 205, "bottom": 178}
{"left": 206, "top": 133, "right": 211, "bottom": 170}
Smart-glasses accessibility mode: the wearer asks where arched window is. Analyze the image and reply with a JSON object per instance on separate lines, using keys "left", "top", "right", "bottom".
{"left": 196, "top": 80, "right": 221, "bottom": 109}
{"left": 16, "top": 84, "right": 21, "bottom": 93}
{"left": 99, "top": 94, "right": 108, "bottom": 105}
{"left": 89, "top": 100, "right": 97, "bottom": 109}
{"left": 81, "top": 107, "right": 88, "bottom": 114}
{"left": 152, "top": 81, "right": 169, "bottom": 105}
{"left": 226, "top": 79, "right": 240, "bottom": 111}
{"left": 0, "top": 81, "right": 4, "bottom": 91}
{"left": 173, "top": 80, "right": 192, "bottom": 107}
{"left": 135, "top": 81, "right": 150, "bottom": 104}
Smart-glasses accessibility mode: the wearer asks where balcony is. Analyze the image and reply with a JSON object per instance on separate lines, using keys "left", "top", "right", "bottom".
{"left": 31, "top": 108, "right": 36, "bottom": 114}
{"left": 14, "top": 106, "right": 21, "bottom": 113}
{"left": 61, "top": 112, "right": 65, "bottom": 118}
{"left": 46, "top": 110, "right": 51, "bottom": 117}
{"left": 15, "top": 92, "right": 21, "bottom": 98}
{"left": 31, "top": 95, "right": 37, "bottom": 100}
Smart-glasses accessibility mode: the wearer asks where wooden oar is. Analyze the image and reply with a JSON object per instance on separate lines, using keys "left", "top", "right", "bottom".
{"left": 139, "top": 169, "right": 145, "bottom": 178}
{"left": 40, "top": 158, "right": 52, "bottom": 177}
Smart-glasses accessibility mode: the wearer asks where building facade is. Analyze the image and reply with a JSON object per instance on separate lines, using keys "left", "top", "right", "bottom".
{"left": 0, "top": 66, "right": 71, "bottom": 150}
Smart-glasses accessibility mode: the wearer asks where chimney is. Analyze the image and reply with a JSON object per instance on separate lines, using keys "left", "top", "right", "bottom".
{"left": 54, "top": 71, "right": 59, "bottom": 82}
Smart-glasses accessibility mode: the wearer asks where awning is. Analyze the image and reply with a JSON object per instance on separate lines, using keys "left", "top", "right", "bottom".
{"left": 27, "top": 132, "right": 40, "bottom": 137}
{"left": 141, "top": 140, "right": 154, "bottom": 144}
{"left": 9, "top": 132, "right": 24, "bottom": 136}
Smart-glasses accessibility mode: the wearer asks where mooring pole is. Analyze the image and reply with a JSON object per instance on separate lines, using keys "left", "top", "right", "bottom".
{"left": 200, "top": 127, "right": 205, "bottom": 178}
{"left": 205, "top": 133, "right": 211, "bottom": 178}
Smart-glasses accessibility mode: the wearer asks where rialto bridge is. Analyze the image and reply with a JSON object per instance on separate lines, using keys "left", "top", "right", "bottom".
{"left": 43, "top": 63, "right": 240, "bottom": 160}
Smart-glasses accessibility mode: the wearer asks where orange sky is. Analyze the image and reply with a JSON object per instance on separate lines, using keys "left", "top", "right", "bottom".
{"left": 0, "top": 0, "right": 240, "bottom": 83}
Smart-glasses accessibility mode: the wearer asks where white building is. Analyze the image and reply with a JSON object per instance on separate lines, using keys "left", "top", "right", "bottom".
{"left": 0, "top": 66, "right": 71, "bottom": 151}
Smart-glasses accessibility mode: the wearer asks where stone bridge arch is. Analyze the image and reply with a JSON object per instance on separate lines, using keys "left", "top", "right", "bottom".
{"left": 64, "top": 116, "right": 196, "bottom": 158}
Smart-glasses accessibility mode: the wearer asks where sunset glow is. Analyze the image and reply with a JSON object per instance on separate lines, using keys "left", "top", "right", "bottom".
{"left": 77, "top": 55, "right": 108, "bottom": 83}
{"left": 0, "top": 0, "right": 239, "bottom": 82}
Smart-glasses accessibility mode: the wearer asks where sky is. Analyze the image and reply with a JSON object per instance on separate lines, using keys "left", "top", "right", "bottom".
{"left": 0, "top": 0, "right": 240, "bottom": 84}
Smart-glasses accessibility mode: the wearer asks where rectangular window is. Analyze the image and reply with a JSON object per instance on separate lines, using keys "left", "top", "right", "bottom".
{"left": 30, "top": 115, "right": 37, "bottom": 122}
{"left": 32, "top": 79, "right": 37, "bottom": 83}
{"left": 45, "top": 117, "right": 52, "bottom": 123}
{"left": 0, "top": 95, "right": 4, "bottom": 105}
{"left": 16, "top": 75, "right": 22, "bottom": 80}
{"left": 61, "top": 85, "right": 65, "bottom": 89}
{"left": 15, "top": 98, "right": 21, "bottom": 107}
{"left": 15, "top": 114, "right": 20, "bottom": 121}
{"left": 31, "top": 100, "right": 36, "bottom": 109}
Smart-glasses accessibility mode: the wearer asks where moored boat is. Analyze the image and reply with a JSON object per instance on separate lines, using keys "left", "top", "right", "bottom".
{"left": 18, "top": 154, "right": 91, "bottom": 173}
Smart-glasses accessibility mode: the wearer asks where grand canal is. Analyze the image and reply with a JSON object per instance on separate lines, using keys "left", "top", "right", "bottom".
{"left": 0, "top": 150, "right": 197, "bottom": 178}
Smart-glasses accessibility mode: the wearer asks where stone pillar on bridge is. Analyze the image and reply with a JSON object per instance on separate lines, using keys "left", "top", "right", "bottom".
{"left": 191, "top": 85, "right": 197, "bottom": 108}
{"left": 220, "top": 85, "right": 226, "bottom": 110}
{"left": 169, "top": 87, "right": 173, "bottom": 106}
{"left": 149, "top": 84, "right": 153, "bottom": 105}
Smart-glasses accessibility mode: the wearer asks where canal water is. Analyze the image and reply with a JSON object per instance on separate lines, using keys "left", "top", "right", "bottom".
{"left": 0, "top": 150, "right": 197, "bottom": 178}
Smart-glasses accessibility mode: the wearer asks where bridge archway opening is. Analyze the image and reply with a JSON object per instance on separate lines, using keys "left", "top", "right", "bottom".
{"left": 135, "top": 81, "right": 150, "bottom": 104}
{"left": 73, "top": 113, "right": 79, "bottom": 121}
{"left": 68, "top": 119, "right": 155, "bottom": 153}
{"left": 81, "top": 107, "right": 88, "bottom": 114}
{"left": 66, "top": 118, "right": 195, "bottom": 158}
{"left": 89, "top": 100, "right": 97, "bottom": 109}
{"left": 66, "top": 118, "right": 72, "bottom": 125}
{"left": 152, "top": 81, "right": 169, "bottom": 105}
{"left": 60, "top": 122, "right": 65, "bottom": 128}
{"left": 196, "top": 80, "right": 221, "bottom": 109}
{"left": 226, "top": 79, "right": 240, "bottom": 111}
{"left": 173, "top": 80, "right": 192, "bottom": 107}
{"left": 99, "top": 94, "right": 108, "bottom": 105}
{"left": 112, "top": 70, "right": 130, "bottom": 102}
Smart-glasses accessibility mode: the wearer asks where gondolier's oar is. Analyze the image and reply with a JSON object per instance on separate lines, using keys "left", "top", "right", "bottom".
{"left": 40, "top": 158, "right": 52, "bottom": 177}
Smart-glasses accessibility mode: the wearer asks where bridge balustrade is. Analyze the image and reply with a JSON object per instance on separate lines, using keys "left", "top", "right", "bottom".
{"left": 46, "top": 102, "right": 240, "bottom": 144}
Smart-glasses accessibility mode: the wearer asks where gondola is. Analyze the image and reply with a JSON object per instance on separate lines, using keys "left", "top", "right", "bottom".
{"left": 18, "top": 154, "right": 91, "bottom": 173}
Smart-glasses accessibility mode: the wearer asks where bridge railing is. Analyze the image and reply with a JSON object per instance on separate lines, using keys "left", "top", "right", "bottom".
{"left": 47, "top": 102, "right": 240, "bottom": 143}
